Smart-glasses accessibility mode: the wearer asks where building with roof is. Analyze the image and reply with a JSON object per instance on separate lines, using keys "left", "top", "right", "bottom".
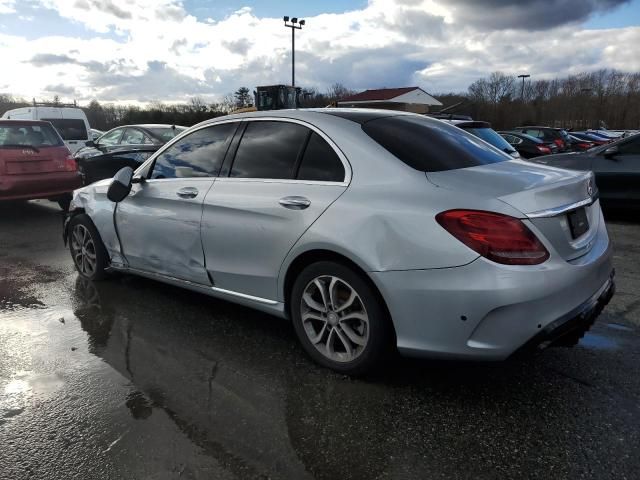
{"left": 336, "top": 87, "right": 442, "bottom": 113}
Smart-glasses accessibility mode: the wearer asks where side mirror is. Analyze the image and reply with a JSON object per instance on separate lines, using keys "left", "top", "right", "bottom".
{"left": 603, "top": 146, "right": 619, "bottom": 159}
{"left": 85, "top": 140, "right": 95, "bottom": 147}
{"left": 107, "top": 166, "right": 134, "bottom": 203}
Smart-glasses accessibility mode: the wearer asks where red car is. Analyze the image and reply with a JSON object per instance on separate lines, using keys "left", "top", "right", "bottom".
{"left": 0, "top": 120, "right": 81, "bottom": 210}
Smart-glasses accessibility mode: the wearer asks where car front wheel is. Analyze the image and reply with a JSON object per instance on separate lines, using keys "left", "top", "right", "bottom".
{"left": 291, "top": 261, "right": 392, "bottom": 375}
{"left": 68, "top": 214, "right": 109, "bottom": 281}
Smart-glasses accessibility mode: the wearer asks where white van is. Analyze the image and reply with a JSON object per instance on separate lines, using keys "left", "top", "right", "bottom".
{"left": 2, "top": 105, "right": 91, "bottom": 154}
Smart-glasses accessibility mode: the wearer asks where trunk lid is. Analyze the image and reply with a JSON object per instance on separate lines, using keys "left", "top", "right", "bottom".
{"left": 426, "top": 160, "right": 599, "bottom": 261}
{"left": 0, "top": 146, "right": 71, "bottom": 175}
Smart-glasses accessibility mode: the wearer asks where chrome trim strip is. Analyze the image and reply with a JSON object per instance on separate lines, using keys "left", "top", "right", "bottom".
{"left": 211, "top": 286, "right": 279, "bottom": 305}
{"left": 526, "top": 196, "right": 596, "bottom": 219}
{"left": 215, "top": 177, "right": 348, "bottom": 187}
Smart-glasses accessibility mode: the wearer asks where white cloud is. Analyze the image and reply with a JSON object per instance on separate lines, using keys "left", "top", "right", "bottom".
{"left": 0, "top": 0, "right": 637, "bottom": 104}
{"left": 0, "top": 0, "right": 16, "bottom": 14}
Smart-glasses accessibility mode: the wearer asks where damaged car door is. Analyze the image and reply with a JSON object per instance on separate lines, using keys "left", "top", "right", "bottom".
{"left": 114, "top": 122, "right": 239, "bottom": 284}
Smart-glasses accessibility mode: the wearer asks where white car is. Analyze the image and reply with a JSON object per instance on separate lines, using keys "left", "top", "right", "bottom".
{"left": 2, "top": 105, "right": 91, "bottom": 154}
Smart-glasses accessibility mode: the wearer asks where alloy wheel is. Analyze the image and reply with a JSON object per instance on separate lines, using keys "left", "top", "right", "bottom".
{"left": 70, "top": 224, "right": 97, "bottom": 277}
{"left": 300, "top": 275, "right": 370, "bottom": 363}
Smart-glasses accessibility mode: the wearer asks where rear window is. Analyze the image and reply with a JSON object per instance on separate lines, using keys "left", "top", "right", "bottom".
{"left": 361, "top": 116, "right": 510, "bottom": 172}
{"left": 42, "top": 118, "right": 88, "bottom": 140}
{"left": 0, "top": 124, "right": 64, "bottom": 147}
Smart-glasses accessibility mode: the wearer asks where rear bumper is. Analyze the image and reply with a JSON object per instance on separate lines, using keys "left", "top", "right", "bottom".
{"left": 512, "top": 272, "right": 615, "bottom": 355}
{"left": 0, "top": 171, "right": 82, "bottom": 200}
{"left": 370, "top": 215, "right": 614, "bottom": 360}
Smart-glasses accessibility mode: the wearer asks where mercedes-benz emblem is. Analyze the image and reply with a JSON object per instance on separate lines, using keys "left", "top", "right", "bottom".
{"left": 587, "top": 180, "right": 593, "bottom": 197}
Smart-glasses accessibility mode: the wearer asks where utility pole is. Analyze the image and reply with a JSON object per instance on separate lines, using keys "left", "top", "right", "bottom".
{"left": 283, "top": 16, "right": 305, "bottom": 87}
{"left": 518, "top": 74, "right": 530, "bottom": 101}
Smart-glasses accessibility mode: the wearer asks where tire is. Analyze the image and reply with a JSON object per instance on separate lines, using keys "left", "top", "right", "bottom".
{"left": 57, "top": 194, "right": 72, "bottom": 211}
{"left": 68, "top": 214, "right": 109, "bottom": 281}
{"left": 290, "top": 261, "right": 392, "bottom": 375}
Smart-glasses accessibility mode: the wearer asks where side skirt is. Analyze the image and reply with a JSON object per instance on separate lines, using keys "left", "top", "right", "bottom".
{"left": 106, "top": 266, "right": 287, "bottom": 318}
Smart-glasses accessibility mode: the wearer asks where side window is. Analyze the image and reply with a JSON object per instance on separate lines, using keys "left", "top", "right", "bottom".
{"left": 99, "top": 128, "right": 124, "bottom": 146}
{"left": 230, "top": 121, "right": 308, "bottom": 179}
{"left": 297, "top": 132, "right": 345, "bottom": 182}
{"left": 122, "top": 128, "right": 145, "bottom": 144}
{"left": 151, "top": 123, "right": 237, "bottom": 179}
{"left": 618, "top": 137, "right": 640, "bottom": 155}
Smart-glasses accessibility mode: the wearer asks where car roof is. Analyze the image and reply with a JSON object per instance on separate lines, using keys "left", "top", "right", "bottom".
{"left": 446, "top": 120, "right": 491, "bottom": 128}
{"left": 194, "top": 108, "right": 417, "bottom": 128}
{"left": 113, "top": 124, "right": 187, "bottom": 129}
{"left": 499, "top": 131, "right": 544, "bottom": 142}
{"left": 0, "top": 119, "right": 54, "bottom": 126}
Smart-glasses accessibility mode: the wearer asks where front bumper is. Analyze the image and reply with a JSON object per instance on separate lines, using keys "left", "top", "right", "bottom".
{"left": 370, "top": 219, "right": 614, "bottom": 361}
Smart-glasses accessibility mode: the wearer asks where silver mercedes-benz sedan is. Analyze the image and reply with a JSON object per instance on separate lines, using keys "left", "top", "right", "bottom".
{"left": 64, "top": 109, "right": 615, "bottom": 374}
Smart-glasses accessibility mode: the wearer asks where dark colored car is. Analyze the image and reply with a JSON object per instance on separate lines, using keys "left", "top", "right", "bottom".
{"left": 0, "top": 120, "right": 81, "bottom": 209}
{"left": 512, "top": 126, "right": 570, "bottom": 152}
{"left": 499, "top": 131, "right": 558, "bottom": 158}
{"left": 529, "top": 133, "right": 640, "bottom": 207}
{"left": 450, "top": 120, "right": 520, "bottom": 158}
{"left": 566, "top": 134, "right": 595, "bottom": 152}
{"left": 570, "top": 132, "right": 609, "bottom": 146}
{"left": 74, "top": 124, "right": 186, "bottom": 184}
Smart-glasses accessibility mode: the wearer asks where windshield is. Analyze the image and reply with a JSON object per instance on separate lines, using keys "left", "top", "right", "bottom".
{"left": 0, "top": 123, "right": 64, "bottom": 148}
{"left": 147, "top": 126, "right": 186, "bottom": 142}
{"left": 462, "top": 127, "right": 516, "bottom": 153}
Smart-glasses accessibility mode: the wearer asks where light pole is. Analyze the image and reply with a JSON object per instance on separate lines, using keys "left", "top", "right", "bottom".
{"left": 518, "top": 74, "right": 530, "bottom": 101}
{"left": 283, "top": 16, "right": 305, "bottom": 87}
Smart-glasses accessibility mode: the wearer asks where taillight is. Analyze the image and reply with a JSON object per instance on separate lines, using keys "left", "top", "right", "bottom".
{"left": 578, "top": 143, "right": 591, "bottom": 149}
{"left": 436, "top": 210, "right": 550, "bottom": 265}
{"left": 536, "top": 145, "right": 551, "bottom": 154}
{"left": 64, "top": 155, "right": 77, "bottom": 172}
{"left": 554, "top": 139, "right": 564, "bottom": 148}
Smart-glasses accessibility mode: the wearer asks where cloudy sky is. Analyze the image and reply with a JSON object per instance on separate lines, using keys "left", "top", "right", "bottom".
{"left": 0, "top": 0, "right": 639, "bottom": 104}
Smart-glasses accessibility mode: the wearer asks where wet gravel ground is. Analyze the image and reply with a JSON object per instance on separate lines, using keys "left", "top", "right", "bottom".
{"left": 1, "top": 200, "right": 639, "bottom": 480}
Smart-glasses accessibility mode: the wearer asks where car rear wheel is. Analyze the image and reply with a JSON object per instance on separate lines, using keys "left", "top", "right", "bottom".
{"left": 68, "top": 214, "right": 109, "bottom": 281}
{"left": 290, "top": 261, "right": 392, "bottom": 375}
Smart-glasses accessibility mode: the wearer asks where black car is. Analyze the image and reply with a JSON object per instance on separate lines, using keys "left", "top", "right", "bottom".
{"left": 512, "top": 126, "right": 570, "bottom": 152}
{"left": 74, "top": 124, "right": 186, "bottom": 184}
{"left": 499, "top": 131, "right": 558, "bottom": 158}
{"left": 529, "top": 133, "right": 640, "bottom": 206}
{"left": 449, "top": 120, "right": 520, "bottom": 158}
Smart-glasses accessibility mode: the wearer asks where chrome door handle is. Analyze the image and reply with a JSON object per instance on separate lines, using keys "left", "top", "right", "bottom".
{"left": 279, "top": 196, "right": 311, "bottom": 210}
{"left": 176, "top": 187, "right": 199, "bottom": 199}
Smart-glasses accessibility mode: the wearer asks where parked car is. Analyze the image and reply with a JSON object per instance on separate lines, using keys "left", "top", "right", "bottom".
{"left": 64, "top": 109, "right": 614, "bottom": 374}
{"left": 566, "top": 134, "right": 595, "bottom": 152}
{"left": 499, "top": 131, "right": 558, "bottom": 158}
{"left": 588, "top": 129, "right": 623, "bottom": 139}
{"left": 74, "top": 124, "right": 186, "bottom": 185}
{"left": 90, "top": 128, "right": 103, "bottom": 141}
{"left": 2, "top": 105, "right": 92, "bottom": 154}
{"left": 448, "top": 120, "right": 520, "bottom": 158}
{"left": 512, "top": 126, "right": 570, "bottom": 152}
{"left": 529, "top": 132, "right": 640, "bottom": 207}
{"left": 0, "top": 120, "right": 81, "bottom": 209}
{"left": 570, "top": 132, "right": 609, "bottom": 146}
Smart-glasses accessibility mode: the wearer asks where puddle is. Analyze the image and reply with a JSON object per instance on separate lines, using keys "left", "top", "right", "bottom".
{"left": 579, "top": 333, "right": 618, "bottom": 350}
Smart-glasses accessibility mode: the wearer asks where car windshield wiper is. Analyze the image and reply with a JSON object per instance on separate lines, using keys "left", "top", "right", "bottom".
{"left": 0, "top": 144, "right": 40, "bottom": 153}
